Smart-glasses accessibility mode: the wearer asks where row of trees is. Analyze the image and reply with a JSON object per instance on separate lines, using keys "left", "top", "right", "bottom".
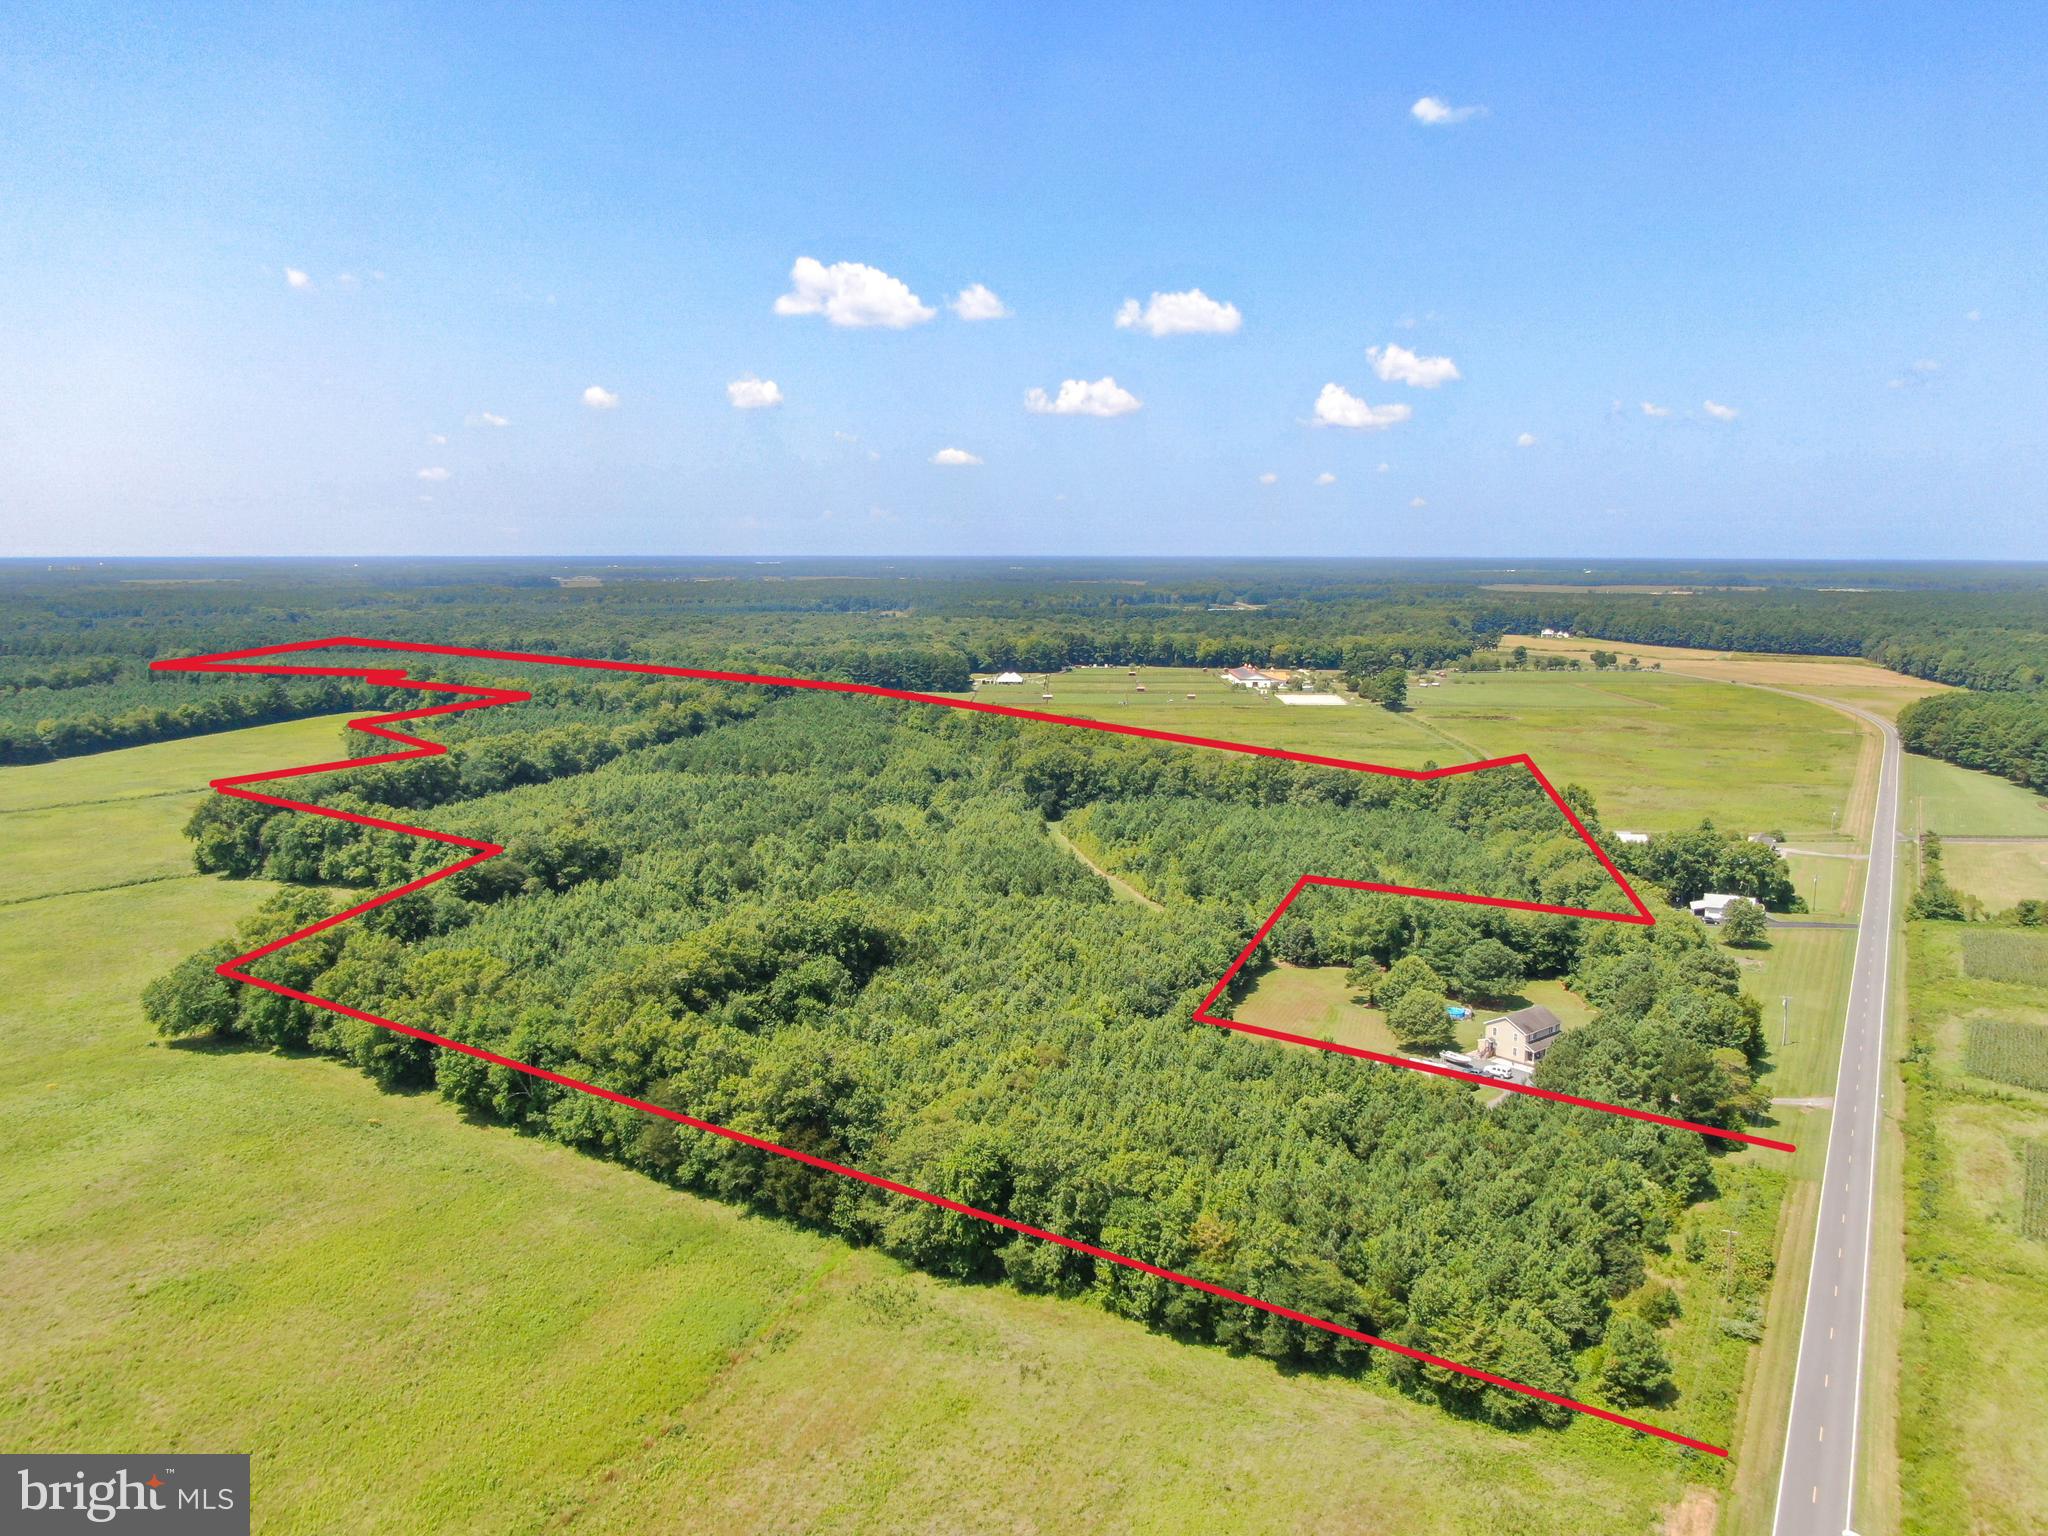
{"left": 1898, "top": 689, "right": 2048, "bottom": 795}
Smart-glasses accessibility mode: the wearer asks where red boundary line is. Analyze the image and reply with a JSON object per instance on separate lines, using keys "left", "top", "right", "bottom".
{"left": 144, "top": 634, "right": 1770, "bottom": 1455}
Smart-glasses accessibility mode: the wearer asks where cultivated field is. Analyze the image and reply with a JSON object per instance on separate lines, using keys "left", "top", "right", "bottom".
{"left": 0, "top": 722, "right": 1725, "bottom": 1534}
{"left": 1896, "top": 924, "right": 2048, "bottom": 1534}
{"left": 976, "top": 661, "right": 1875, "bottom": 839}
{"left": 1501, "top": 634, "right": 1945, "bottom": 723}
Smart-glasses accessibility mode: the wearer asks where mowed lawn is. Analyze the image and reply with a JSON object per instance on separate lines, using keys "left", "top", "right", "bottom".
{"left": 986, "top": 664, "right": 1872, "bottom": 844}
{"left": 0, "top": 725, "right": 1709, "bottom": 1534}
{"left": 1229, "top": 962, "right": 1594, "bottom": 1059}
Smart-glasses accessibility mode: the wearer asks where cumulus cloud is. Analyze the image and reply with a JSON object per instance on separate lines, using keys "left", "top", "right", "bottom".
{"left": 284, "top": 268, "right": 312, "bottom": 290}
{"left": 949, "top": 283, "right": 1010, "bottom": 320}
{"left": 1115, "top": 287, "right": 1242, "bottom": 336}
{"left": 583, "top": 385, "right": 620, "bottom": 410}
{"left": 1315, "top": 472, "right": 1338, "bottom": 487}
{"left": 1410, "top": 496, "right": 1429, "bottom": 509}
{"left": 1377, "top": 462, "right": 1390, "bottom": 473}
{"left": 426, "top": 432, "right": 448, "bottom": 446}
{"left": 1025, "top": 377, "right": 1142, "bottom": 417}
{"left": 1702, "top": 399, "right": 1739, "bottom": 422}
{"left": 1411, "top": 96, "right": 1485, "bottom": 125}
{"left": 467, "top": 411, "right": 510, "bottom": 428}
{"left": 1258, "top": 472, "right": 1278, "bottom": 485}
{"left": 417, "top": 466, "right": 450, "bottom": 482}
{"left": 727, "top": 376, "right": 784, "bottom": 410}
{"left": 774, "top": 256, "right": 934, "bottom": 328}
{"left": 1311, "top": 382, "right": 1413, "bottom": 431}
{"left": 931, "top": 447, "right": 983, "bottom": 465}
{"left": 1516, "top": 432, "right": 1537, "bottom": 447}
{"left": 1640, "top": 401, "right": 1671, "bottom": 418}
{"left": 1368, "top": 343, "right": 1460, "bottom": 389}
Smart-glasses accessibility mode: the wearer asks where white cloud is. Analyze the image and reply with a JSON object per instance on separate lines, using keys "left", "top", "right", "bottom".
{"left": 1702, "top": 399, "right": 1739, "bottom": 422}
{"left": 727, "top": 376, "right": 784, "bottom": 410}
{"left": 417, "top": 466, "right": 450, "bottom": 482}
{"left": 284, "top": 267, "right": 312, "bottom": 290}
{"left": 949, "top": 283, "right": 1010, "bottom": 320}
{"left": 583, "top": 385, "right": 620, "bottom": 410}
{"left": 1258, "top": 472, "right": 1278, "bottom": 485}
{"left": 1640, "top": 401, "right": 1671, "bottom": 418}
{"left": 467, "top": 411, "right": 510, "bottom": 428}
{"left": 1368, "top": 343, "right": 1460, "bottom": 388}
{"left": 1114, "top": 288, "right": 1242, "bottom": 337}
{"left": 1376, "top": 462, "right": 1390, "bottom": 473}
{"left": 1312, "top": 382, "right": 1412, "bottom": 430}
{"left": 426, "top": 432, "right": 448, "bottom": 446}
{"left": 774, "top": 256, "right": 935, "bottom": 328}
{"left": 1410, "top": 496, "right": 1429, "bottom": 509}
{"left": 931, "top": 447, "right": 983, "bottom": 466}
{"left": 1411, "top": 96, "right": 1485, "bottom": 126}
{"left": 1025, "top": 376, "right": 1142, "bottom": 417}
{"left": 1965, "top": 309, "right": 1982, "bottom": 322}
{"left": 1315, "top": 472, "right": 1338, "bottom": 487}
{"left": 1910, "top": 358, "right": 1940, "bottom": 375}
{"left": 335, "top": 272, "right": 361, "bottom": 291}
{"left": 1516, "top": 432, "right": 1537, "bottom": 447}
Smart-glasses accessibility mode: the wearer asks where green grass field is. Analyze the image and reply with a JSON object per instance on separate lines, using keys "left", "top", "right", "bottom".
{"left": 1941, "top": 841, "right": 2048, "bottom": 912}
{"left": 986, "top": 665, "right": 1870, "bottom": 841}
{"left": 1895, "top": 924, "right": 2048, "bottom": 1534}
{"left": 0, "top": 722, "right": 1724, "bottom": 1533}
{"left": 1904, "top": 755, "right": 2048, "bottom": 838}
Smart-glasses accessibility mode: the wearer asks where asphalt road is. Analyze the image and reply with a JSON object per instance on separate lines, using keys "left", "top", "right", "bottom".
{"left": 1771, "top": 701, "right": 1902, "bottom": 1536}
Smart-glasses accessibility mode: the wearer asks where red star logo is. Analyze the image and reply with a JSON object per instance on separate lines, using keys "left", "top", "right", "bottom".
{"left": 147, "top": 1476, "right": 163, "bottom": 1488}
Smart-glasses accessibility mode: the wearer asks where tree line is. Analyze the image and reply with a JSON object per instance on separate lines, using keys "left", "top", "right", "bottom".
{"left": 1898, "top": 689, "right": 2048, "bottom": 795}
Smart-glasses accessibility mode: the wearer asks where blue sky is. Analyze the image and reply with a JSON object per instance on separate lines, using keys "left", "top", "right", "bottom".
{"left": 2, "top": 2, "right": 2043, "bottom": 558}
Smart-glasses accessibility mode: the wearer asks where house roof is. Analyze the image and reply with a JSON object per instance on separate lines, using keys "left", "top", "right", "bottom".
{"left": 1222, "top": 666, "right": 1264, "bottom": 681}
{"left": 1487, "top": 1004, "right": 1563, "bottom": 1042}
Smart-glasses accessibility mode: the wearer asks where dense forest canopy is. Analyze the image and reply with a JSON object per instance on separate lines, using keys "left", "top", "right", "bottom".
{"left": 148, "top": 680, "right": 1774, "bottom": 1429}
{"left": 1898, "top": 690, "right": 2048, "bottom": 795}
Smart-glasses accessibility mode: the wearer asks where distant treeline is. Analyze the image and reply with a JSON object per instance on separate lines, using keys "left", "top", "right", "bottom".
{"left": 1898, "top": 691, "right": 2048, "bottom": 795}
{"left": 0, "top": 677, "right": 401, "bottom": 764}
{"left": 1473, "top": 592, "right": 2048, "bottom": 693}
{"left": 4, "top": 562, "right": 2044, "bottom": 763}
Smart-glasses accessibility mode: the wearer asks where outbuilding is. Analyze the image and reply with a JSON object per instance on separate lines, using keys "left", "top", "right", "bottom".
{"left": 1689, "top": 892, "right": 1745, "bottom": 924}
